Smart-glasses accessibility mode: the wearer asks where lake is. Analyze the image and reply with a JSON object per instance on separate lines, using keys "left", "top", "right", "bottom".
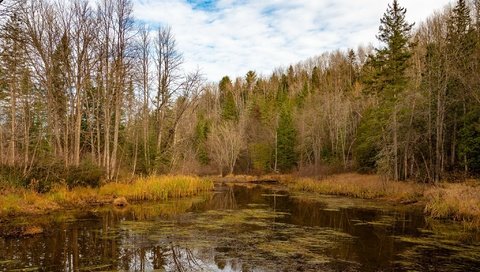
{"left": 1, "top": 182, "right": 480, "bottom": 271}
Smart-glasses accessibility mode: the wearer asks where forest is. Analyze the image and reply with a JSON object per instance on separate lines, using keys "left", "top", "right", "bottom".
{"left": 0, "top": 0, "right": 480, "bottom": 190}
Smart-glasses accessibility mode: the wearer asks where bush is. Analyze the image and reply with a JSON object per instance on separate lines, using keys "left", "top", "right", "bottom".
{"left": 0, "top": 165, "right": 25, "bottom": 189}
{"left": 65, "top": 162, "right": 105, "bottom": 188}
{"left": 0, "top": 161, "right": 105, "bottom": 193}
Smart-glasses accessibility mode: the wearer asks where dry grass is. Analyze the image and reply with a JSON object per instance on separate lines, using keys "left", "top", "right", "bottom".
{"left": 424, "top": 183, "right": 480, "bottom": 229}
{"left": 0, "top": 175, "right": 213, "bottom": 217}
{"left": 282, "top": 173, "right": 480, "bottom": 229}
{"left": 216, "top": 174, "right": 285, "bottom": 183}
{"left": 0, "top": 190, "right": 60, "bottom": 216}
{"left": 3, "top": 173, "right": 480, "bottom": 229}
{"left": 47, "top": 185, "right": 106, "bottom": 207}
{"left": 98, "top": 175, "right": 214, "bottom": 201}
{"left": 283, "top": 173, "right": 425, "bottom": 202}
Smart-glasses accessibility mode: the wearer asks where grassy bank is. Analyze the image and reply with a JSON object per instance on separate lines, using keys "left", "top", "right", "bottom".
{"left": 283, "top": 174, "right": 425, "bottom": 202}
{"left": 424, "top": 183, "right": 480, "bottom": 229}
{"left": 2, "top": 172, "right": 479, "bottom": 229}
{"left": 280, "top": 173, "right": 480, "bottom": 229}
{"left": 0, "top": 175, "right": 213, "bottom": 217}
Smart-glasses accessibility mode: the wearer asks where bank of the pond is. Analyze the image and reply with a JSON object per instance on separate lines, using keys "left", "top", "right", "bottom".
{"left": 2, "top": 173, "right": 479, "bottom": 229}
{"left": 276, "top": 173, "right": 480, "bottom": 229}
{"left": 0, "top": 175, "right": 214, "bottom": 217}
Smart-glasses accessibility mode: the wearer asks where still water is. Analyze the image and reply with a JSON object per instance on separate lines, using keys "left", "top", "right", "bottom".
{"left": 1, "top": 183, "right": 480, "bottom": 271}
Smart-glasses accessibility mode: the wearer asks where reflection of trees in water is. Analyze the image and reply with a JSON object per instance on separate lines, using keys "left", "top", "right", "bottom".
{"left": 201, "top": 186, "right": 238, "bottom": 210}
{"left": 170, "top": 245, "right": 204, "bottom": 272}
{"left": 4, "top": 185, "right": 479, "bottom": 272}
{"left": 0, "top": 208, "right": 206, "bottom": 271}
{"left": 286, "top": 197, "right": 428, "bottom": 271}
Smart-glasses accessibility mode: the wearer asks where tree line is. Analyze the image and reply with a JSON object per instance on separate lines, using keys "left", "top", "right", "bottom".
{"left": 0, "top": 0, "right": 479, "bottom": 187}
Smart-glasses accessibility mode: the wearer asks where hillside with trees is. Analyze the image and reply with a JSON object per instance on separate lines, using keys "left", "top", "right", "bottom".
{"left": 1, "top": 0, "right": 480, "bottom": 188}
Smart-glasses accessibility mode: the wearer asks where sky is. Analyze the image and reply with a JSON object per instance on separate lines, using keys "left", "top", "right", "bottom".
{"left": 133, "top": 0, "right": 453, "bottom": 82}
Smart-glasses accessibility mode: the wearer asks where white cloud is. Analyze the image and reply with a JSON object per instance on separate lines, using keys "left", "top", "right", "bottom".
{"left": 133, "top": 0, "right": 453, "bottom": 82}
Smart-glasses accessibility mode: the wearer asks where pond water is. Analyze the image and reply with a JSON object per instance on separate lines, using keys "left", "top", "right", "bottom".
{"left": 1, "top": 183, "right": 480, "bottom": 271}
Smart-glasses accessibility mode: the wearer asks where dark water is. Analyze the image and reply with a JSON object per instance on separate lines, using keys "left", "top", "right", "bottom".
{"left": 1, "top": 183, "right": 480, "bottom": 272}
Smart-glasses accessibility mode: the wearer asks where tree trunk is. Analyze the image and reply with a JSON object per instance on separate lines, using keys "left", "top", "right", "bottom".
{"left": 111, "top": 86, "right": 121, "bottom": 180}
{"left": 9, "top": 83, "right": 16, "bottom": 166}
{"left": 393, "top": 98, "right": 398, "bottom": 181}
{"left": 73, "top": 84, "right": 82, "bottom": 167}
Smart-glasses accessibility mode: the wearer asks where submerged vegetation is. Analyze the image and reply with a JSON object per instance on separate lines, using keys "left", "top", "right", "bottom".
{"left": 0, "top": 175, "right": 213, "bottom": 217}
{"left": 3, "top": 182, "right": 480, "bottom": 271}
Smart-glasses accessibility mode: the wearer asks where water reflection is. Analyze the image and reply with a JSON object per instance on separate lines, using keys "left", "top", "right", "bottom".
{"left": 1, "top": 184, "right": 480, "bottom": 271}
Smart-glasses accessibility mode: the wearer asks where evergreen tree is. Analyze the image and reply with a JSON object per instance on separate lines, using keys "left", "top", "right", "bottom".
{"left": 374, "top": 0, "right": 413, "bottom": 97}
{"left": 219, "top": 76, "right": 238, "bottom": 121}
{"left": 244, "top": 70, "right": 257, "bottom": 102}
{"left": 447, "top": 0, "right": 477, "bottom": 174}
{"left": 276, "top": 105, "right": 297, "bottom": 172}
{"left": 311, "top": 66, "right": 320, "bottom": 91}
{"left": 0, "top": 12, "right": 26, "bottom": 166}
{"left": 194, "top": 114, "right": 210, "bottom": 165}
{"left": 276, "top": 74, "right": 289, "bottom": 104}
{"left": 458, "top": 107, "right": 480, "bottom": 175}
{"left": 366, "top": 0, "right": 413, "bottom": 180}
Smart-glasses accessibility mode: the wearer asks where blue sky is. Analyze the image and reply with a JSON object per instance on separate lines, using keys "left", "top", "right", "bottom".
{"left": 133, "top": 0, "right": 453, "bottom": 82}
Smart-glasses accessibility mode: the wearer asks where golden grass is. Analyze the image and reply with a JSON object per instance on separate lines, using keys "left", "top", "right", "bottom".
{"left": 282, "top": 173, "right": 425, "bottom": 202}
{"left": 281, "top": 173, "right": 480, "bottom": 229}
{"left": 0, "top": 175, "right": 213, "bottom": 217}
{"left": 0, "top": 190, "right": 59, "bottom": 216}
{"left": 424, "top": 183, "right": 480, "bottom": 229}
{"left": 3, "top": 173, "right": 480, "bottom": 229}
{"left": 98, "top": 175, "right": 214, "bottom": 201}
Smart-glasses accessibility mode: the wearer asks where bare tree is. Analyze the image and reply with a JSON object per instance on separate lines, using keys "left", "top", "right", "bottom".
{"left": 169, "top": 70, "right": 204, "bottom": 170}
{"left": 70, "top": 0, "right": 95, "bottom": 166}
{"left": 153, "top": 26, "right": 183, "bottom": 163}
{"left": 136, "top": 23, "right": 152, "bottom": 171}
{"left": 208, "top": 120, "right": 245, "bottom": 176}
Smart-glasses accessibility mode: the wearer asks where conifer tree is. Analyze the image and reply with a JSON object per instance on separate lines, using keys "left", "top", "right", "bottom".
{"left": 370, "top": 0, "right": 413, "bottom": 180}
{"left": 0, "top": 12, "right": 26, "bottom": 166}
{"left": 219, "top": 76, "right": 238, "bottom": 121}
{"left": 276, "top": 104, "right": 297, "bottom": 172}
{"left": 194, "top": 114, "right": 210, "bottom": 165}
{"left": 447, "top": 0, "right": 476, "bottom": 174}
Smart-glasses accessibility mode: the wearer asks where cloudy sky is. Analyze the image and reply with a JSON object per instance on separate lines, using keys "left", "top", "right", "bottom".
{"left": 133, "top": 0, "right": 452, "bottom": 82}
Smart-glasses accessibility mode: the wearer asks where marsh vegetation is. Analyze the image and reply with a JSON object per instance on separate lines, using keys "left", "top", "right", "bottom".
{"left": 1, "top": 183, "right": 480, "bottom": 271}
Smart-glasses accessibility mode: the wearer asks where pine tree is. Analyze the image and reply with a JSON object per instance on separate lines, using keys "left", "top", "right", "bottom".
{"left": 276, "top": 105, "right": 297, "bottom": 172}
{"left": 370, "top": 0, "right": 414, "bottom": 180}
{"left": 375, "top": 0, "right": 413, "bottom": 96}
{"left": 311, "top": 66, "right": 320, "bottom": 91}
{"left": 447, "top": 0, "right": 476, "bottom": 175}
{"left": 219, "top": 76, "right": 238, "bottom": 121}
{"left": 0, "top": 12, "right": 26, "bottom": 166}
{"left": 446, "top": 0, "right": 473, "bottom": 77}
{"left": 194, "top": 114, "right": 210, "bottom": 165}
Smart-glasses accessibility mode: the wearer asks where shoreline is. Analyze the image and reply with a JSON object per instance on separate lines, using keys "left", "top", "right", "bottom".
{"left": 0, "top": 175, "right": 214, "bottom": 218}
{"left": 1, "top": 173, "right": 479, "bottom": 230}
